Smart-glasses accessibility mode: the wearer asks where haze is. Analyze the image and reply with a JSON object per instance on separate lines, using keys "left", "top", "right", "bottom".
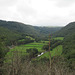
{"left": 0, "top": 0, "right": 75, "bottom": 26}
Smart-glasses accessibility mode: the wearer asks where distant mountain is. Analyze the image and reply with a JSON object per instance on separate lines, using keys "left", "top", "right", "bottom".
{"left": 34, "top": 26, "right": 62, "bottom": 36}
{"left": 0, "top": 20, "right": 39, "bottom": 36}
{"left": 0, "top": 20, "right": 62, "bottom": 38}
{"left": 53, "top": 22, "right": 75, "bottom": 37}
{"left": 0, "top": 27, "right": 23, "bottom": 45}
{"left": 0, "top": 20, "right": 62, "bottom": 45}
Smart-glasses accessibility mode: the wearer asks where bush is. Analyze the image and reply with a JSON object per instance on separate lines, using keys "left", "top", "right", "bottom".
{"left": 26, "top": 48, "right": 38, "bottom": 58}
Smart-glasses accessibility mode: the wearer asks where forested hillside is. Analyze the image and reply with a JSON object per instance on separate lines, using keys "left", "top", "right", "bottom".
{"left": 53, "top": 22, "right": 75, "bottom": 37}
{"left": 0, "top": 20, "right": 62, "bottom": 38}
{"left": 53, "top": 22, "right": 75, "bottom": 69}
{"left": 34, "top": 26, "right": 62, "bottom": 36}
{"left": 0, "top": 20, "right": 62, "bottom": 45}
{"left": 0, "top": 27, "right": 23, "bottom": 45}
{"left": 0, "top": 20, "right": 39, "bottom": 36}
{"left": 62, "top": 33, "right": 75, "bottom": 69}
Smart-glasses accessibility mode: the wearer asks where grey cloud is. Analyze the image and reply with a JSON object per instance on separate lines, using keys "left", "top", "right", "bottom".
{"left": 0, "top": 0, "right": 18, "bottom": 18}
{"left": 0, "top": 0, "right": 75, "bottom": 26}
{"left": 33, "top": 15, "right": 73, "bottom": 26}
{"left": 55, "top": 0, "right": 75, "bottom": 7}
{"left": 17, "top": 5, "right": 36, "bottom": 16}
{"left": 16, "top": 1, "right": 37, "bottom": 23}
{"left": 0, "top": 0, "right": 18, "bottom": 7}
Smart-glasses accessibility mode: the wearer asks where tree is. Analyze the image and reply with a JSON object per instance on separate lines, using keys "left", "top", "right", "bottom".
{"left": 42, "top": 44, "right": 49, "bottom": 51}
{"left": 26, "top": 48, "right": 38, "bottom": 58}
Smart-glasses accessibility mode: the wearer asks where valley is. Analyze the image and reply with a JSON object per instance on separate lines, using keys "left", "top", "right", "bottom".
{"left": 0, "top": 20, "right": 75, "bottom": 75}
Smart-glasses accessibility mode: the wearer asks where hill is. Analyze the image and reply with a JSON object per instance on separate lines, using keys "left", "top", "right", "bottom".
{"left": 62, "top": 33, "right": 75, "bottom": 68}
{"left": 0, "top": 20, "right": 39, "bottom": 36}
{"left": 53, "top": 22, "right": 75, "bottom": 68}
{"left": 0, "top": 27, "right": 23, "bottom": 45}
{"left": 0, "top": 20, "right": 62, "bottom": 41}
{"left": 51, "top": 22, "right": 75, "bottom": 69}
{"left": 34, "top": 26, "right": 62, "bottom": 36}
{"left": 53, "top": 22, "right": 75, "bottom": 37}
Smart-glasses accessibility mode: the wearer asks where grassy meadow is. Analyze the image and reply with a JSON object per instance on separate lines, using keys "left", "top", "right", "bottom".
{"left": 37, "top": 45, "right": 62, "bottom": 59}
{"left": 5, "top": 41, "right": 49, "bottom": 61}
{"left": 5, "top": 37, "right": 63, "bottom": 62}
{"left": 53, "top": 37, "right": 64, "bottom": 40}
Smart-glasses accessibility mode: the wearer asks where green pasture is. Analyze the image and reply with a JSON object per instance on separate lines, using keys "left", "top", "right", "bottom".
{"left": 53, "top": 37, "right": 64, "bottom": 40}
{"left": 5, "top": 37, "right": 63, "bottom": 62}
{"left": 26, "top": 36, "right": 35, "bottom": 40}
{"left": 37, "top": 45, "right": 62, "bottom": 59}
{"left": 5, "top": 41, "right": 48, "bottom": 59}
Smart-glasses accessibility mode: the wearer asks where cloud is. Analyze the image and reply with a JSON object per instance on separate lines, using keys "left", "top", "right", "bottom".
{"left": 0, "top": 0, "right": 75, "bottom": 26}
{"left": 13, "top": 0, "right": 37, "bottom": 24}
{"left": 0, "top": 0, "right": 18, "bottom": 20}
{"left": 54, "top": 0, "right": 75, "bottom": 7}
{"left": 0, "top": 0, "right": 18, "bottom": 7}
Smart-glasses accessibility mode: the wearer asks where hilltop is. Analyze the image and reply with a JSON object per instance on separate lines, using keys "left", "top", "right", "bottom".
{"left": 0, "top": 20, "right": 62, "bottom": 37}
{"left": 53, "top": 22, "right": 75, "bottom": 37}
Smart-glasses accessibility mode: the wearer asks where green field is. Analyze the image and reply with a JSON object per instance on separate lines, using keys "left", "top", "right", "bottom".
{"left": 53, "top": 37, "right": 64, "bottom": 40}
{"left": 5, "top": 37, "right": 63, "bottom": 62}
{"left": 37, "top": 45, "right": 62, "bottom": 59}
{"left": 6, "top": 41, "right": 48, "bottom": 58}
{"left": 14, "top": 42, "right": 48, "bottom": 52}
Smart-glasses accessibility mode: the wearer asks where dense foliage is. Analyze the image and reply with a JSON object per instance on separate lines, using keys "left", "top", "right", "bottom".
{"left": 0, "top": 20, "right": 62, "bottom": 41}
{"left": 53, "top": 22, "right": 75, "bottom": 37}
{"left": 0, "top": 38, "right": 9, "bottom": 59}
{"left": 53, "top": 22, "right": 75, "bottom": 69}
{"left": 26, "top": 48, "right": 38, "bottom": 59}
{"left": 42, "top": 39, "right": 62, "bottom": 51}
{"left": 52, "top": 22, "right": 75, "bottom": 69}
{"left": 62, "top": 33, "right": 75, "bottom": 69}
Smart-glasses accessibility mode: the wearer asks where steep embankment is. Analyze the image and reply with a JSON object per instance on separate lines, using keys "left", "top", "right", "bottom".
{"left": 53, "top": 22, "right": 75, "bottom": 37}
{"left": 53, "top": 22, "right": 75, "bottom": 68}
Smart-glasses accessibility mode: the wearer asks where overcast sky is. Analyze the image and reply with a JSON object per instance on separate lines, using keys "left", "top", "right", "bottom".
{"left": 0, "top": 0, "right": 75, "bottom": 26}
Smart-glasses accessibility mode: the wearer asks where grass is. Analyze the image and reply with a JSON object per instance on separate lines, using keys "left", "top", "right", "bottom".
{"left": 26, "top": 36, "right": 35, "bottom": 40}
{"left": 6, "top": 41, "right": 48, "bottom": 58}
{"left": 37, "top": 45, "right": 62, "bottom": 59}
{"left": 5, "top": 41, "right": 48, "bottom": 63}
{"left": 53, "top": 37, "right": 64, "bottom": 40}
{"left": 5, "top": 37, "right": 63, "bottom": 62}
